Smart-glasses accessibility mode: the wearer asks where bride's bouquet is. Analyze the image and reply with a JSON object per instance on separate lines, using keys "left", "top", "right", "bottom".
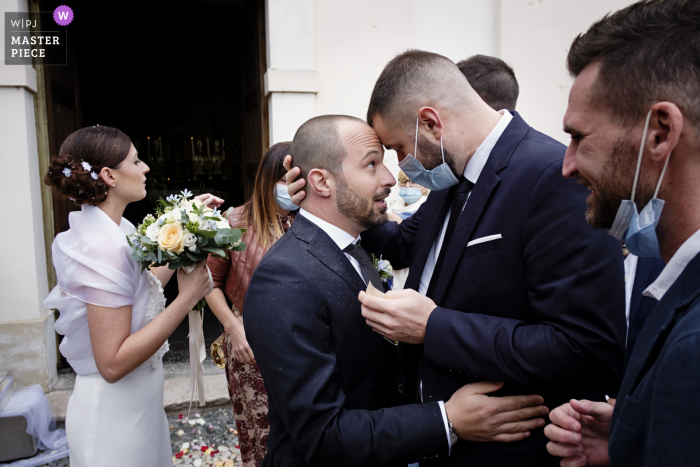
{"left": 126, "top": 189, "right": 246, "bottom": 412}
{"left": 127, "top": 189, "right": 246, "bottom": 310}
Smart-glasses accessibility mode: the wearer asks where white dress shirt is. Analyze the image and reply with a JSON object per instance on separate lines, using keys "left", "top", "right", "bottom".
{"left": 298, "top": 209, "right": 363, "bottom": 278}
{"left": 418, "top": 110, "right": 513, "bottom": 295}
{"left": 299, "top": 209, "right": 453, "bottom": 453}
{"left": 644, "top": 228, "right": 700, "bottom": 300}
{"left": 624, "top": 253, "right": 639, "bottom": 332}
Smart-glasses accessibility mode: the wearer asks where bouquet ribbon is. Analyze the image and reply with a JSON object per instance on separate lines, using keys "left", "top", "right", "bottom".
{"left": 183, "top": 265, "right": 213, "bottom": 412}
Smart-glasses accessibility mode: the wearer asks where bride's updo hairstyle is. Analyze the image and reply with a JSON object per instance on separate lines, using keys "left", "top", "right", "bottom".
{"left": 44, "top": 125, "right": 132, "bottom": 206}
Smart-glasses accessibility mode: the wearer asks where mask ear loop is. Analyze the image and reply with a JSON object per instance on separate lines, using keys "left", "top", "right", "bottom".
{"left": 414, "top": 117, "right": 419, "bottom": 158}
{"left": 653, "top": 147, "right": 672, "bottom": 199}
{"left": 440, "top": 136, "right": 445, "bottom": 164}
{"left": 630, "top": 110, "right": 653, "bottom": 203}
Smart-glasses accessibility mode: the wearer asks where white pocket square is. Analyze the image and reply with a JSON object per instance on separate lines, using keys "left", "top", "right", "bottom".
{"left": 467, "top": 234, "right": 502, "bottom": 247}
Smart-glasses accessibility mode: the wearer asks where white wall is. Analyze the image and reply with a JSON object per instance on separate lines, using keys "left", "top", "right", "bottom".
{"left": 0, "top": 0, "right": 57, "bottom": 390}
{"left": 265, "top": 0, "right": 318, "bottom": 145}
{"left": 413, "top": 0, "right": 499, "bottom": 62}
{"left": 500, "top": 0, "right": 638, "bottom": 144}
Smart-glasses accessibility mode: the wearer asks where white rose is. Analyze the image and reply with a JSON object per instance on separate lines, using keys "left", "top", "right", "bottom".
{"left": 184, "top": 231, "right": 197, "bottom": 249}
{"left": 158, "top": 212, "right": 174, "bottom": 225}
{"left": 378, "top": 259, "right": 393, "bottom": 275}
{"left": 216, "top": 219, "right": 230, "bottom": 230}
{"left": 146, "top": 223, "right": 160, "bottom": 242}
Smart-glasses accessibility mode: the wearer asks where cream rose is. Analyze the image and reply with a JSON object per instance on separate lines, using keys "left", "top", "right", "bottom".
{"left": 158, "top": 223, "right": 185, "bottom": 254}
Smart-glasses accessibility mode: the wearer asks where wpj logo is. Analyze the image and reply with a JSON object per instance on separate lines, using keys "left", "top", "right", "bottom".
{"left": 4, "top": 7, "right": 70, "bottom": 66}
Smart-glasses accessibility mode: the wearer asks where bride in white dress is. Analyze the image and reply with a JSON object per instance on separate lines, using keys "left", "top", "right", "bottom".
{"left": 43, "top": 126, "right": 219, "bottom": 466}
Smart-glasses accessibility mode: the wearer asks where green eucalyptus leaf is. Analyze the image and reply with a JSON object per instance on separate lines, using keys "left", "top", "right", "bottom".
{"left": 140, "top": 236, "right": 157, "bottom": 246}
{"left": 201, "top": 246, "right": 226, "bottom": 258}
{"left": 197, "top": 229, "right": 217, "bottom": 239}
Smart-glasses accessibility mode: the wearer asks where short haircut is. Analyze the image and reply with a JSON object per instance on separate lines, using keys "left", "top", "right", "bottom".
{"left": 290, "top": 114, "right": 365, "bottom": 182}
{"left": 456, "top": 54, "right": 519, "bottom": 111}
{"left": 567, "top": 0, "right": 700, "bottom": 130}
{"left": 367, "top": 49, "right": 471, "bottom": 129}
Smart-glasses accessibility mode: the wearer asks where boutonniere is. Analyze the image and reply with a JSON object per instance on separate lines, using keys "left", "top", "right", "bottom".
{"left": 371, "top": 253, "right": 394, "bottom": 283}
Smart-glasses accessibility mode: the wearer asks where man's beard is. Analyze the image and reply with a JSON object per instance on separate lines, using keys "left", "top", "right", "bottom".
{"left": 416, "top": 133, "right": 460, "bottom": 176}
{"left": 336, "top": 175, "right": 390, "bottom": 230}
{"left": 581, "top": 135, "right": 654, "bottom": 229}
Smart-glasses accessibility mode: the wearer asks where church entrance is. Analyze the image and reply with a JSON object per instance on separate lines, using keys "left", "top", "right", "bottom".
{"left": 38, "top": 0, "right": 267, "bottom": 368}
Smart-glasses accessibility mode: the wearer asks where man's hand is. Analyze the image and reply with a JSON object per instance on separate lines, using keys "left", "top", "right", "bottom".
{"left": 445, "top": 381, "right": 548, "bottom": 443}
{"left": 544, "top": 399, "right": 614, "bottom": 467}
{"left": 283, "top": 155, "right": 306, "bottom": 206}
{"left": 358, "top": 288, "right": 436, "bottom": 344}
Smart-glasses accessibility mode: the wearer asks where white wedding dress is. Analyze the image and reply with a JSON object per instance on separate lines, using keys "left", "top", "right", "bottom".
{"left": 44, "top": 205, "right": 172, "bottom": 467}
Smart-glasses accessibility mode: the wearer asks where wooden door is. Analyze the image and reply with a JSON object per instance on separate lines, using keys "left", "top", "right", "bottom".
{"left": 241, "top": 0, "right": 268, "bottom": 199}
{"left": 42, "top": 39, "right": 82, "bottom": 236}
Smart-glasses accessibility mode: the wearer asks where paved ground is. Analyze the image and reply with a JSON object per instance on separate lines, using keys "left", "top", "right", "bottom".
{"left": 36, "top": 404, "right": 242, "bottom": 467}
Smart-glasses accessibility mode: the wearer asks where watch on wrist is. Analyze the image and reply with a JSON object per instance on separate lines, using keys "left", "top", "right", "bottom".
{"left": 448, "top": 421, "right": 458, "bottom": 446}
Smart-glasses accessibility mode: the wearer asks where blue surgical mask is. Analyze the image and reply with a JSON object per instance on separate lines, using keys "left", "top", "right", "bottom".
{"left": 398, "top": 117, "right": 459, "bottom": 192}
{"left": 609, "top": 110, "right": 671, "bottom": 257}
{"left": 275, "top": 184, "right": 299, "bottom": 211}
{"left": 399, "top": 187, "right": 422, "bottom": 205}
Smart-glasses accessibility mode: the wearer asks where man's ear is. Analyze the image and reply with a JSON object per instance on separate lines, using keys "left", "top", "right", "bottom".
{"left": 647, "top": 102, "right": 683, "bottom": 168}
{"left": 418, "top": 107, "right": 444, "bottom": 141}
{"left": 307, "top": 168, "right": 334, "bottom": 199}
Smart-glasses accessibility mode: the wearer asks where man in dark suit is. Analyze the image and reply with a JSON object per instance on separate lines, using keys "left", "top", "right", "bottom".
{"left": 245, "top": 115, "right": 548, "bottom": 467}
{"left": 351, "top": 51, "right": 626, "bottom": 466}
{"left": 544, "top": 1, "right": 700, "bottom": 466}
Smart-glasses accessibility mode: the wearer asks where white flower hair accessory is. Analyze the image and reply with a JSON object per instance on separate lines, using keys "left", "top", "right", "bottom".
{"left": 81, "top": 161, "right": 91, "bottom": 171}
{"left": 62, "top": 167, "right": 72, "bottom": 177}
{"left": 91, "top": 172, "right": 98, "bottom": 180}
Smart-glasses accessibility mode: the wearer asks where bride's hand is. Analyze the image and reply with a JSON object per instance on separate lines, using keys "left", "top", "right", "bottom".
{"left": 195, "top": 193, "right": 224, "bottom": 209}
{"left": 176, "top": 261, "right": 212, "bottom": 309}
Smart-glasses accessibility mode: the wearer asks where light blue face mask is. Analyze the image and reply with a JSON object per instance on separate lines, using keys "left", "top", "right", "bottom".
{"left": 399, "top": 187, "right": 422, "bottom": 205}
{"left": 275, "top": 184, "right": 299, "bottom": 211}
{"left": 609, "top": 110, "right": 671, "bottom": 257}
{"left": 398, "top": 117, "right": 459, "bottom": 192}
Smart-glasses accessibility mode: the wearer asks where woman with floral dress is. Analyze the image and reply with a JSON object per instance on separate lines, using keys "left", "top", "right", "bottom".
{"left": 207, "top": 142, "right": 298, "bottom": 467}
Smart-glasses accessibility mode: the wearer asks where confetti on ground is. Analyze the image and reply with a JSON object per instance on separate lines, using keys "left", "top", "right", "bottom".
{"left": 36, "top": 406, "right": 241, "bottom": 467}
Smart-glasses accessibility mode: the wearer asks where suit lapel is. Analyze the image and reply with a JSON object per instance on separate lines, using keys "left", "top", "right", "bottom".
{"left": 292, "top": 214, "right": 367, "bottom": 297}
{"left": 618, "top": 253, "right": 700, "bottom": 398}
{"left": 629, "top": 258, "right": 653, "bottom": 326}
{"left": 432, "top": 169, "right": 500, "bottom": 304}
{"left": 430, "top": 112, "right": 530, "bottom": 304}
{"left": 404, "top": 189, "right": 453, "bottom": 291}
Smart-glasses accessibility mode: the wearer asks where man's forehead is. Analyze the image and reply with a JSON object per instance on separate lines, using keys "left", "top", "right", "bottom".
{"left": 340, "top": 121, "right": 383, "bottom": 150}
{"left": 370, "top": 114, "right": 402, "bottom": 148}
{"left": 564, "top": 63, "right": 604, "bottom": 131}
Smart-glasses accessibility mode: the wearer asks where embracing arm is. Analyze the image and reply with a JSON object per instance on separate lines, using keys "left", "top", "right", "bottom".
{"left": 361, "top": 201, "right": 426, "bottom": 269}
{"left": 89, "top": 261, "right": 211, "bottom": 383}
{"left": 244, "top": 257, "right": 447, "bottom": 466}
{"left": 424, "top": 163, "right": 626, "bottom": 393}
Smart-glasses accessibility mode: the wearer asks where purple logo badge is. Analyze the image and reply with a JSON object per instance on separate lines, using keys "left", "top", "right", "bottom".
{"left": 53, "top": 5, "right": 73, "bottom": 26}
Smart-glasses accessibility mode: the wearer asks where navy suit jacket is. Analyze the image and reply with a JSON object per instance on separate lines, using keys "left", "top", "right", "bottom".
{"left": 610, "top": 252, "right": 700, "bottom": 466}
{"left": 626, "top": 257, "right": 665, "bottom": 366}
{"left": 244, "top": 215, "right": 448, "bottom": 467}
{"left": 362, "top": 113, "right": 627, "bottom": 466}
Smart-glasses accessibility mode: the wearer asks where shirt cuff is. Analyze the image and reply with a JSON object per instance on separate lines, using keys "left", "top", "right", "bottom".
{"left": 438, "top": 400, "right": 452, "bottom": 456}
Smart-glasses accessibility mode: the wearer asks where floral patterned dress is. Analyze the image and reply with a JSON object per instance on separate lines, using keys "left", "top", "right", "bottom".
{"left": 209, "top": 210, "right": 295, "bottom": 467}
